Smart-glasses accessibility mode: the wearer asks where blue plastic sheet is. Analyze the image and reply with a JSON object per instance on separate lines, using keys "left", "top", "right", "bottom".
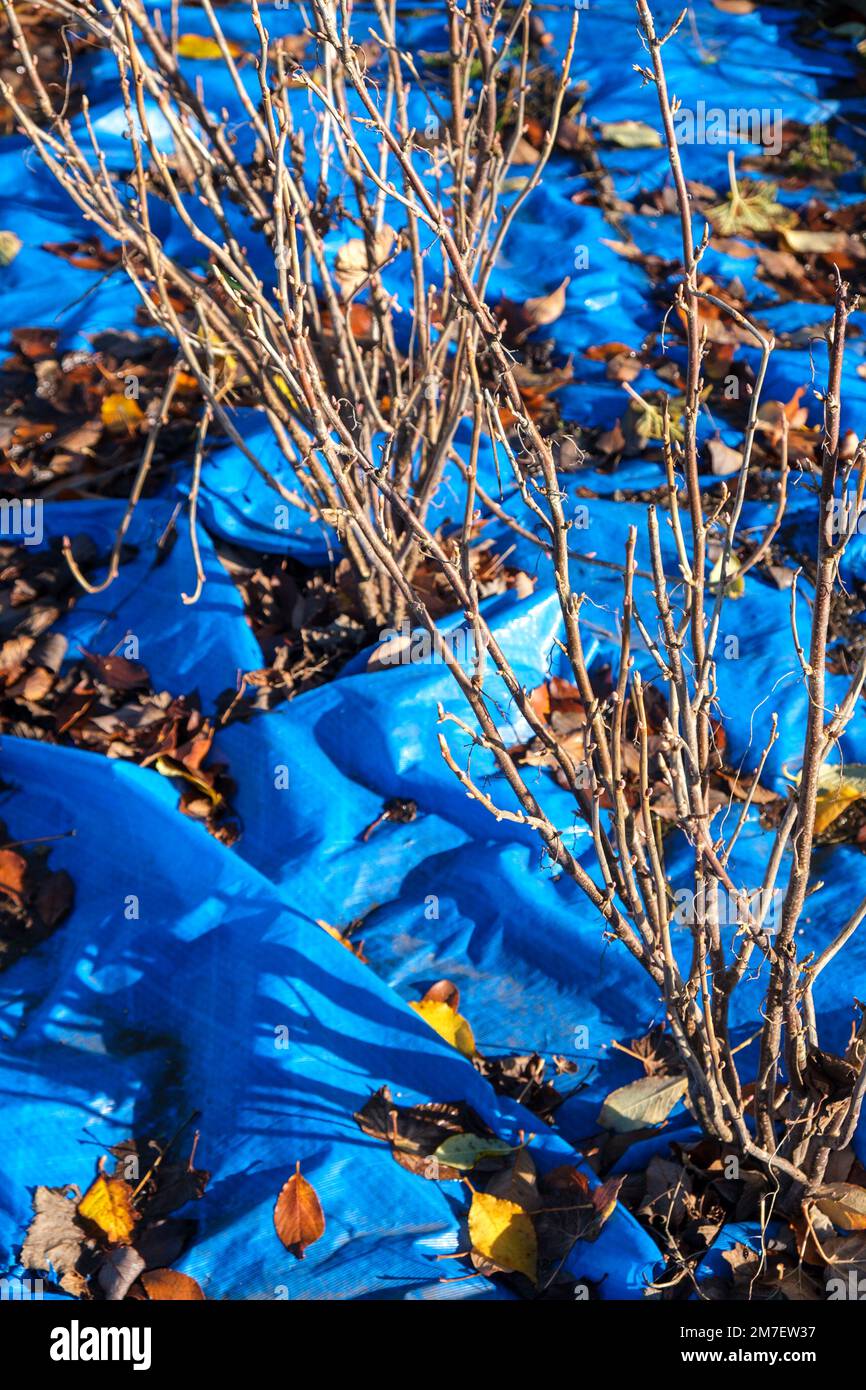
{"left": 2, "top": 0, "right": 866, "bottom": 1300}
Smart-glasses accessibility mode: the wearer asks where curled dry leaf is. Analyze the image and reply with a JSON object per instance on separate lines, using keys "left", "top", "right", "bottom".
{"left": 20, "top": 1185, "right": 90, "bottom": 1297}
{"left": 706, "top": 436, "right": 745, "bottom": 477}
{"left": 274, "top": 1161, "right": 325, "bottom": 1258}
{"left": 82, "top": 649, "right": 150, "bottom": 692}
{"left": 811, "top": 763, "right": 866, "bottom": 838}
{"left": 0, "top": 229, "right": 22, "bottom": 264}
{"left": 0, "top": 847, "right": 27, "bottom": 897}
{"left": 498, "top": 276, "right": 570, "bottom": 341}
{"left": 335, "top": 226, "right": 397, "bottom": 299}
{"left": 353, "top": 1085, "right": 493, "bottom": 1181}
{"left": 598, "top": 120, "right": 661, "bottom": 148}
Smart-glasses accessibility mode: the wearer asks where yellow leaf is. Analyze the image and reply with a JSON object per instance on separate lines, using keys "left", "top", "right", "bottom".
{"left": 101, "top": 393, "right": 144, "bottom": 433}
{"left": 154, "top": 755, "right": 223, "bottom": 807}
{"left": 0, "top": 230, "right": 22, "bottom": 265}
{"left": 177, "top": 34, "right": 244, "bottom": 60}
{"left": 410, "top": 998, "right": 475, "bottom": 1056}
{"left": 78, "top": 1174, "right": 137, "bottom": 1245}
{"left": 813, "top": 1183, "right": 866, "bottom": 1231}
{"left": 812, "top": 763, "right": 866, "bottom": 837}
{"left": 468, "top": 1190, "right": 537, "bottom": 1283}
{"left": 274, "top": 374, "right": 298, "bottom": 408}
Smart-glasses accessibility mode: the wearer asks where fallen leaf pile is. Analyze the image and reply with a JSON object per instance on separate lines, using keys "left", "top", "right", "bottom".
{"left": 214, "top": 541, "right": 368, "bottom": 717}
{"left": 511, "top": 675, "right": 782, "bottom": 827}
{"left": 0, "top": 5, "right": 84, "bottom": 135}
{"left": 0, "top": 326, "right": 200, "bottom": 497}
{"left": 0, "top": 548, "right": 238, "bottom": 842}
{"left": 354, "top": 1083, "right": 617, "bottom": 1295}
{"left": 20, "top": 1128, "right": 210, "bottom": 1300}
{"left": 583, "top": 1014, "right": 866, "bottom": 1298}
{"left": 0, "top": 817, "right": 73, "bottom": 969}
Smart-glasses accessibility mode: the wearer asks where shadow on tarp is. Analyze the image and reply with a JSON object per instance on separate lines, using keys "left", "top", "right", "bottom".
{"left": 0, "top": 737, "right": 659, "bottom": 1298}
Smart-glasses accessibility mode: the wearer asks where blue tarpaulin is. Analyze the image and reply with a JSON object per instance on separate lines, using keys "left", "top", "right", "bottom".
{"left": 1, "top": 0, "right": 865, "bottom": 1299}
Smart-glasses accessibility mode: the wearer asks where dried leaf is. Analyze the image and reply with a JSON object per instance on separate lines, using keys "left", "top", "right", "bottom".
{"left": 598, "top": 120, "right": 661, "bottom": 148}
{"left": 100, "top": 393, "right": 144, "bottom": 433}
{"left": 597, "top": 1073, "right": 689, "bottom": 1133}
{"left": 410, "top": 997, "right": 476, "bottom": 1056}
{"left": 468, "top": 1190, "right": 537, "bottom": 1283}
{"left": 780, "top": 227, "right": 847, "bottom": 256}
{"left": 274, "top": 1162, "right": 325, "bottom": 1258}
{"left": 20, "top": 1185, "right": 88, "bottom": 1297}
{"left": 813, "top": 1183, "right": 866, "bottom": 1231}
{"left": 0, "top": 848, "right": 27, "bottom": 897}
{"left": 98, "top": 1246, "right": 146, "bottom": 1301}
{"left": 422, "top": 978, "right": 461, "bottom": 1011}
{"left": 521, "top": 276, "right": 571, "bottom": 329}
{"left": 812, "top": 763, "right": 866, "bottom": 837}
{"left": 432, "top": 1134, "right": 516, "bottom": 1171}
{"left": 78, "top": 1173, "right": 137, "bottom": 1245}
{"left": 709, "top": 180, "right": 790, "bottom": 237}
{"left": 0, "top": 229, "right": 22, "bottom": 265}
{"left": 176, "top": 34, "right": 244, "bottom": 60}
{"left": 706, "top": 436, "right": 744, "bottom": 476}
{"left": 353, "top": 1086, "right": 492, "bottom": 1175}
{"left": 140, "top": 1268, "right": 206, "bottom": 1300}
{"left": 82, "top": 650, "right": 150, "bottom": 691}
{"left": 334, "top": 226, "right": 397, "bottom": 299}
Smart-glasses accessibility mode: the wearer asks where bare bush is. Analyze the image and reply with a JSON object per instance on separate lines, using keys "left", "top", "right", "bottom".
{"left": 8, "top": 0, "right": 866, "bottom": 1210}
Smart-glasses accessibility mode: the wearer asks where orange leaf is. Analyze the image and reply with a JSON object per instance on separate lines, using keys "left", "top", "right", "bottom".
{"left": 141, "top": 1268, "right": 206, "bottom": 1300}
{"left": 274, "top": 1162, "right": 325, "bottom": 1258}
{"left": 100, "top": 393, "right": 144, "bottom": 433}
{"left": 0, "top": 848, "right": 27, "bottom": 897}
{"left": 584, "top": 341, "right": 634, "bottom": 361}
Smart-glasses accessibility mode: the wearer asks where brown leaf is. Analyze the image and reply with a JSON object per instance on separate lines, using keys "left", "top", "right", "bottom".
{"left": 498, "top": 278, "right": 570, "bottom": 341}
{"left": 82, "top": 650, "right": 150, "bottom": 691}
{"left": 274, "top": 1161, "right": 325, "bottom": 1258}
{"left": 140, "top": 1268, "right": 206, "bottom": 1300}
{"left": 20, "top": 1185, "right": 89, "bottom": 1297}
{"left": 35, "top": 869, "right": 74, "bottom": 930}
{"left": 421, "top": 978, "right": 460, "bottom": 1011}
{"left": 353, "top": 1085, "right": 493, "bottom": 1175}
{"left": 10, "top": 327, "right": 57, "bottom": 361}
{"left": 43, "top": 238, "right": 122, "bottom": 271}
